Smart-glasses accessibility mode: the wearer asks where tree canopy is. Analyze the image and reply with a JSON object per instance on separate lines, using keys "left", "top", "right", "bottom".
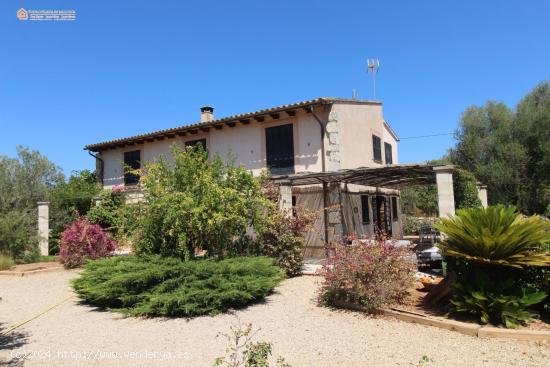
{"left": 0, "top": 146, "right": 64, "bottom": 258}
{"left": 450, "top": 81, "right": 550, "bottom": 214}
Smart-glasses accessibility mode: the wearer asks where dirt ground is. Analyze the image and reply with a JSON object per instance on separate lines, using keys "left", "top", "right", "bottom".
{"left": 0, "top": 270, "right": 548, "bottom": 367}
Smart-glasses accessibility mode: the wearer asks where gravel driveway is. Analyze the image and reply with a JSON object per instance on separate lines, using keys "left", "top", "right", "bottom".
{"left": 1, "top": 270, "right": 548, "bottom": 367}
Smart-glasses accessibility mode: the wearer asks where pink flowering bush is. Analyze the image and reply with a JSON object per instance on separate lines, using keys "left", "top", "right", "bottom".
{"left": 319, "top": 238, "right": 416, "bottom": 311}
{"left": 59, "top": 217, "right": 117, "bottom": 268}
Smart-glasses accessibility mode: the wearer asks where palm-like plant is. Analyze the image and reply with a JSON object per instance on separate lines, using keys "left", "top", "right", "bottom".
{"left": 436, "top": 205, "right": 550, "bottom": 268}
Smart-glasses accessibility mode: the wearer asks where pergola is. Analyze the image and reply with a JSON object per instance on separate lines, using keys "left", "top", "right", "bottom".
{"left": 270, "top": 164, "right": 478, "bottom": 248}
{"left": 272, "top": 164, "right": 437, "bottom": 188}
{"left": 271, "top": 164, "right": 460, "bottom": 218}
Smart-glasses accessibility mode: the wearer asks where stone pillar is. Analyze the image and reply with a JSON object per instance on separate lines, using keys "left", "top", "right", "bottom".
{"left": 279, "top": 184, "right": 293, "bottom": 217}
{"left": 326, "top": 183, "right": 344, "bottom": 244}
{"left": 325, "top": 110, "right": 341, "bottom": 171}
{"left": 477, "top": 184, "right": 488, "bottom": 208}
{"left": 434, "top": 166, "right": 455, "bottom": 218}
{"left": 37, "top": 201, "right": 49, "bottom": 256}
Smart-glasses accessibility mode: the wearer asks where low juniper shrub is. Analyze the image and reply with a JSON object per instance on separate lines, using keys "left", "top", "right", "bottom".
{"left": 72, "top": 255, "right": 283, "bottom": 317}
{"left": 319, "top": 237, "right": 416, "bottom": 311}
{"left": 59, "top": 217, "right": 117, "bottom": 268}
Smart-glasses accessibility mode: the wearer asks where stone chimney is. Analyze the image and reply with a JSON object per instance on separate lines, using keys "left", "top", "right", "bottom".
{"left": 200, "top": 106, "right": 214, "bottom": 123}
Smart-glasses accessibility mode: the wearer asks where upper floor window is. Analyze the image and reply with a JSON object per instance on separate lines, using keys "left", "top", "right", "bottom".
{"left": 123, "top": 150, "right": 141, "bottom": 186}
{"left": 384, "top": 142, "right": 393, "bottom": 165}
{"left": 372, "top": 135, "right": 382, "bottom": 162}
{"left": 361, "top": 195, "right": 370, "bottom": 224}
{"left": 266, "top": 124, "right": 295, "bottom": 175}
{"left": 185, "top": 138, "right": 207, "bottom": 150}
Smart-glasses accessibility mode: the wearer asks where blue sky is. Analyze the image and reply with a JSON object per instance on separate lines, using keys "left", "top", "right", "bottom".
{"left": 1, "top": 0, "right": 549, "bottom": 175}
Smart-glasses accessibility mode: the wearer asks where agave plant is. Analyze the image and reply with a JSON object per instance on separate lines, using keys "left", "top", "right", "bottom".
{"left": 436, "top": 205, "right": 550, "bottom": 268}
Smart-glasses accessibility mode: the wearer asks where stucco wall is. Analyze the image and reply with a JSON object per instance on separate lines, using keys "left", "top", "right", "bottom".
{"left": 98, "top": 102, "right": 399, "bottom": 189}
{"left": 333, "top": 102, "right": 398, "bottom": 169}
{"left": 99, "top": 109, "right": 326, "bottom": 189}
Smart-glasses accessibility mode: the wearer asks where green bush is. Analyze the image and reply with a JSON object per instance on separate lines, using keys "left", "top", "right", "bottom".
{"left": 519, "top": 266, "right": 550, "bottom": 314}
{"left": 86, "top": 188, "right": 144, "bottom": 249}
{"left": 401, "top": 216, "right": 438, "bottom": 235}
{"left": 87, "top": 190, "right": 125, "bottom": 230}
{"left": 72, "top": 255, "right": 283, "bottom": 317}
{"left": 136, "top": 145, "right": 267, "bottom": 259}
{"left": 0, "top": 209, "right": 38, "bottom": 259}
{"left": 0, "top": 253, "right": 15, "bottom": 270}
{"left": 451, "top": 272, "right": 546, "bottom": 328}
{"left": 453, "top": 168, "right": 482, "bottom": 210}
{"left": 436, "top": 205, "right": 550, "bottom": 268}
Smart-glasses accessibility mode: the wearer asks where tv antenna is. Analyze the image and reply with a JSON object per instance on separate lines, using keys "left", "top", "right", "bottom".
{"left": 367, "top": 58, "right": 380, "bottom": 100}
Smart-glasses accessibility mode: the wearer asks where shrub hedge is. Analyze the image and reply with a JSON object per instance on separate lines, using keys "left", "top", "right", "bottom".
{"left": 72, "top": 255, "right": 283, "bottom": 317}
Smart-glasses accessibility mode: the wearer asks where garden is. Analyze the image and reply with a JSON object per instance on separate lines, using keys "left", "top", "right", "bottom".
{"left": 0, "top": 145, "right": 314, "bottom": 324}
{"left": 319, "top": 205, "right": 550, "bottom": 332}
{"left": 1, "top": 143, "right": 549, "bottom": 355}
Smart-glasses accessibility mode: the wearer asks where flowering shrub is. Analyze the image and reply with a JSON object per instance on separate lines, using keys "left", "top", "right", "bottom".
{"left": 319, "top": 239, "right": 416, "bottom": 311}
{"left": 258, "top": 179, "right": 314, "bottom": 277}
{"left": 59, "top": 217, "right": 117, "bottom": 268}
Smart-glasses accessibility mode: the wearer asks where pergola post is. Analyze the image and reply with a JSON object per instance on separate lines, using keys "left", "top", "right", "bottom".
{"left": 477, "top": 183, "right": 488, "bottom": 208}
{"left": 279, "top": 183, "right": 292, "bottom": 217}
{"left": 433, "top": 166, "right": 455, "bottom": 218}
{"left": 326, "top": 183, "right": 344, "bottom": 244}
{"left": 37, "top": 201, "right": 49, "bottom": 256}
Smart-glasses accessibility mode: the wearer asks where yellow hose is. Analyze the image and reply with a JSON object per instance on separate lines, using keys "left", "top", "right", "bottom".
{"left": 1, "top": 294, "right": 74, "bottom": 336}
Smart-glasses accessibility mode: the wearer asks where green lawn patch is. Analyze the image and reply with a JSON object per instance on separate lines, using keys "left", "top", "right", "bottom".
{"left": 72, "top": 255, "right": 284, "bottom": 317}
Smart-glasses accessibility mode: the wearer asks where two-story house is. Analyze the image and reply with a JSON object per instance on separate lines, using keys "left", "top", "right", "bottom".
{"left": 85, "top": 98, "right": 402, "bottom": 255}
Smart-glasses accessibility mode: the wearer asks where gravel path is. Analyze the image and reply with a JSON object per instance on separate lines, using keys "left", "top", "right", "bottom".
{"left": 1, "top": 270, "right": 548, "bottom": 367}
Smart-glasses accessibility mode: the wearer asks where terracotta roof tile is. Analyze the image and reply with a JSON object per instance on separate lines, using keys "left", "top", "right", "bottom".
{"left": 84, "top": 97, "right": 381, "bottom": 151}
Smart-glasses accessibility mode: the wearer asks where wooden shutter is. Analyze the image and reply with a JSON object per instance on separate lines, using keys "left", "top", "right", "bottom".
{"left": 265, "top": 124, "right": 295, "bottom": 175}
{"left": 384, "top": 142, "right": 393, "bottom": 164}
{"left": 372, "top": 135, "right": 382, "bottom": 162}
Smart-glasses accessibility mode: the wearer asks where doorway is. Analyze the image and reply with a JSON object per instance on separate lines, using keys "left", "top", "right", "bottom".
{"left": 373, "top": 195, "right": 392, "bottom": 236}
